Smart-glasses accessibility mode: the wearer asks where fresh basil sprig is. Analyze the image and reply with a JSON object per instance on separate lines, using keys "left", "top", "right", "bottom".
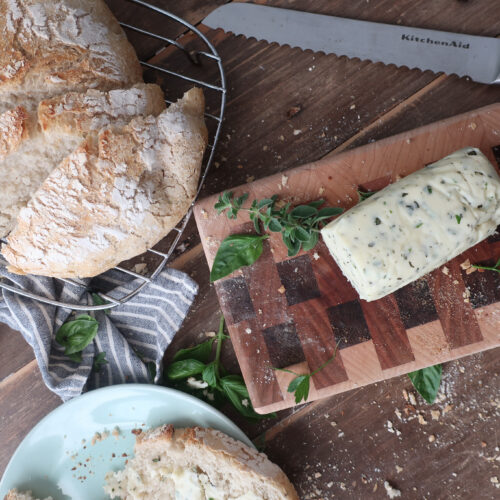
{"left": 357, "top": 189, "right": 377, "bottom": 203}
{"left": 408, "top": 364, "right": 442, "bottom": 404}
{"left": 211, "top": 191, "right": 342, "bottom": 281}
{"left": 55, "top": 314, "right": 99, "bottom": 363}
{"left": 165, "top": 316, "right": 276, "bottom": 421}
{"left": 274, "top": 342, "right": 340, "bottom": 404}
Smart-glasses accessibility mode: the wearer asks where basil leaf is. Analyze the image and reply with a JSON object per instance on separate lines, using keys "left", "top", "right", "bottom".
{"left": 56, "top": 314, "right": 99, "bottom": 358}
{"left": 268, "top": 218, "right": 282, "bottom": 232}
{"left": 68, "top": 352, "right": 82, "bottom": 363}
{"left": 92, "top": 352, "right": 108, "bottom": 372}
{"left": 91, "top": 293, "right": 111, "bottom": 314}
{"left": 290, "top": 205, "right": 318, "bottom": 218}
{"left": 219, "top": 375, "right": 272, "bottom": 420}
{"left": 173, "top": 338, "right": 215, "bottom": 363}
{"left": 210, "top": 234, "right": 268, "bottom": 282}
{"left": 167, "top": 359, "right": 206, "bottom": 380}
{"left": 408, "top": 364, "right": 442, "bottom": 403}
{"left": 287, "top": 375, "right": 310, "bottom": 404}
{"left": 202, "top": 363, "right": 218, "bottom": 388}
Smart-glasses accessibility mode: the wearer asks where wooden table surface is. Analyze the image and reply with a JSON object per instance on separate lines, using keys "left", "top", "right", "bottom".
{"left": 1, "top": 1, "right": 499, "bottom": 499}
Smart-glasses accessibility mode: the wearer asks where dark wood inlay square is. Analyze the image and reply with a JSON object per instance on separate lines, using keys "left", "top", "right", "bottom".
{"left": 492, "top": 145, "right": 500, "bottom": 168}
{"left": 327, "top": 300, "right": 371, "bottom": 349}
{"left": 262, "top": 321, "right": 306, "bottom": 368}
{"left": 276, "top": 255, "right": 321, "bottom": 306}
{"left": 216, "top": 277, "right": 255, "bottom": 325}
{"left": 394, "top": 278, "right": 438, "bottom": 329}
{"left": 486, "top": 224, "right": 500, "bottom": 244}
{"left": 462, "top": 259, "right": 500, "bottom": 309}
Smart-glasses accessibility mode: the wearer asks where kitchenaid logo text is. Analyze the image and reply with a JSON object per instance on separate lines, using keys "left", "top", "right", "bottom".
{"left": 401, "top": 34, "right": 470, "bottom": 49}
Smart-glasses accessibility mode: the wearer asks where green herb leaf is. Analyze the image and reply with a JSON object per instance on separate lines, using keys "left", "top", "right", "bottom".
{"left": 268, "top": 218, "right": 282, "bottom": 232}
{"left": 408, "top": 364, "right": 442, "bottom": 403}
{"left": 91, "top": 293, "right": 111, "bottom": 314}
{"left": 290, "top": 205, "right": 318, "bottom": 218}
{"left": 316, "top": 207, "right": 343, "bottom": 219}
{"left": 308, "top": 200, "right": 325, "bottom": 209}
{"left": 455, "top": 214, "right": 462, "bottom": 224}
{"left": 357, "top": 190, "right": 376, "bottom": 202}
{"left": 288, "top": 375, "right": 310, "bottom": 404}
{"left": 471, "top": 257, "right": 500, "bottom": 274}
{"left": 92, "top": 352, "right": 108, "bottom": 372}
{"left": 173, "top": 338, "right": 215, "bottom": 364}
{"left": 56, "top": 314, "right": 99, "bottom": 358}
{"left": 166, "top": 359, "right": 206, "bottom": 380}
{"left": 210, "top": 234, "right": 268, "bottom": 282}
{"left": 301, "top": 231, "right": 319, "bottom": 252}
{"left": 294, "top": 226, "right": 311, "bottom": 242}
{"left": 202, "top": 362, "right": 218, "bottom": 388}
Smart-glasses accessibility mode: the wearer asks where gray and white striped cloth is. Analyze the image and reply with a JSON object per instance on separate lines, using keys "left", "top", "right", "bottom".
{"left": 0, "top": 266, "right": 198, "bottom": 401}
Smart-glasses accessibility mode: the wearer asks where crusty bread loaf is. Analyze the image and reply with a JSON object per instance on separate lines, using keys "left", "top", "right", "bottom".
{"left": 3, "top": 489, "right": 52, "bottom": 500}
{"left": 104, "top": 424, "right": 299, "bottom": 500}
{"left": 2, "top": 88, "right": 207, "bottom": 278}
{"left": 0, "top": 83, "right": 166, "bottom": 237}
{"left": 0, "top": 0, "right": 142, "bottom": 114}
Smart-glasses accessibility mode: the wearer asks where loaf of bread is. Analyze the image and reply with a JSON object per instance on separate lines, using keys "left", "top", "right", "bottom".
{"left": 104, "top": 424, "right": 299, "bottom": 500}
{"left": 0, "top": 0, "right": 208, "bottom": 277}
{"left": 0, "top": 0, "right": 142, "bottom": 114}
{"left": 2, "top": 88, "right": 207, "bottom": 278}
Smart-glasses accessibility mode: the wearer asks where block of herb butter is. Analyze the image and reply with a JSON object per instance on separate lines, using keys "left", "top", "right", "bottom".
{"left": 321, "top": 147, "right": 500, "bottom": 302}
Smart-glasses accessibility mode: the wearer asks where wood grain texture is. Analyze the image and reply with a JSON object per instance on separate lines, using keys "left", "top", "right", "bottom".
{"left": 2, "top": 1, "right": 500, "bottom": 498}
{"left": 195, "top": 104, "right": 500, "bottom": 412}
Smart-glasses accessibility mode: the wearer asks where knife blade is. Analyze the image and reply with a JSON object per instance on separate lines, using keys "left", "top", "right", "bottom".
{"left": 203, "top": 3, "right": 500, "bottom": 85}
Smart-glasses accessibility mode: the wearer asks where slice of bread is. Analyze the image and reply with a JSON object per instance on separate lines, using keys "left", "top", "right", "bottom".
{"left": 0, "top": 83, "right": 165, "bottom": 237}
{"left": 104, "top": 424, "right": 299, "bottom": 500}
{"left": 2, "top": 88, "right": 207, "bottom": 278}
{"left": 3, "top": 489, "right": 52, "bottom": 500}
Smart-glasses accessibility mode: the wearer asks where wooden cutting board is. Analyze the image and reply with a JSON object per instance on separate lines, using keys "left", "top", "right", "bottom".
{"left": 194, "top": 104, "right": 500, "bottom": 414}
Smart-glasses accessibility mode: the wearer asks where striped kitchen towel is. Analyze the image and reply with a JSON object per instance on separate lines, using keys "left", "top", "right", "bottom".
{"left": 0, "top": 267, "right": 198, "bottom": 401}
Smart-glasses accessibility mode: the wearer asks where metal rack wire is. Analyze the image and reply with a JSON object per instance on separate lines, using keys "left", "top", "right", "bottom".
{"left": 0, "top": 0, "right": 226, "bottom": 311}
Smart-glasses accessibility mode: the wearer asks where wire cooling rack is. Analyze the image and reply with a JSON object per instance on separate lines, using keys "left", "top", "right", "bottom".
{"left": 0, "top": 0, "right": 226, "bottom": 310}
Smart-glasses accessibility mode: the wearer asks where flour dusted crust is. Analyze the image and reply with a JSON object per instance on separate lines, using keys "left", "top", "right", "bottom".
{"left": 0, "top": 106, "right": 28, "bottom": 157}
{"left": 0, "top": 83, "right": 165, "bottom": 237}
{"left": 104, "top": 424, "right": 299, "bottom": 500}
{"left": 0, "top": 0, "right": 142, "bottom": 113}
{"left": 2, "top": 88, "right": 207, "bottom": 278}
{"left": 38, "top": 84, "right": 166, "bottom": 135}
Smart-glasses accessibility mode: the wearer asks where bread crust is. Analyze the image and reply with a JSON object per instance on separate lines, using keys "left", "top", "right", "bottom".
{"left": 106, "top": 424, "right": 300, "bottom": 500}
{"left": 0, "top": 105, "right": 28, "bottom": 157}
{"left": 0, "top": 0, "right": 142, "bottom": 110}
{"left": 2, "top": 88, "right": 207, "bottom": 278}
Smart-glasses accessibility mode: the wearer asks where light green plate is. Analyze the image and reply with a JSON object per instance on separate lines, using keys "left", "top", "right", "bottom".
{"left": 0, "top": 384, "right": 253, "bottom": 499}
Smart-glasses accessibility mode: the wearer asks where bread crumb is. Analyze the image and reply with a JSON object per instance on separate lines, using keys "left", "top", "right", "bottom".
{"left": 112, "top": 427, "right": 121, "bottom": 439}
{"left": 327, "top": 481, "right": 333, "bottom": 488}
{"left": 278, "top": 285, "right": 286, "bottom": 294}
{"left": 428, "top": 434, "right": 436, "bottom": 442}
{"left": 340, "top": 482, "right": 346, "bottom": 491}
{"left": 431, "top": 410, "right": 440, "bottom": 421}
{"left": 469, "top": 122, "right": 477, "bottom": 130}
{"left": 443, "top": 404, "right": 453, "bottom": 414}
{"left": 281, "top": 175, "right": 288, "bottom": 186}
{"left": 206, "top": 331, "right": 216, "bottom": 338}
{"left": 418, "top": 414, "right": 427, "bottom": 425}
{"left": 460, "top": 258, "right": 471, "bottom": 270}
{"left": 262, "top": 145, "right": 268, "bottom": 151}
{"left": 245, "top": 328, "right": 252, "bottom": 334}
{"left": 314, "top": 472, "right": 322, "bottom": 479}
{"left": 453, "top": 279, "right": 459, "bottom": 285}
{"left": 384, "top": 480, "right": 401, "bottom": 498}
{"left": 293, "top": 129, "right": 302, "bottom": 136}
{"left": 246, "top": 175, "right": 255, "bottom": 183}
{"left": 237, "top": 164, "right": 243, "bottom": 169}
{"left": 200, "top": 209, "right": 208, "bottom": 219}
{"left": 187, "top": 377, "right": 208, "bottom": 389}
{"left": 319, "top": 186, "right": 325, "bottom": 195}
{"left": 349, "top": 104, "right": 356, "bottom": 110}
{"left": 465, "top": 266, "right": 477, "bottom": 274}
{"left": 402, "top": 389, "right": 409, "bottom": 401}
{"left": 481, "top": 441, "right": 487, "bottom": 448}
{"left": 313, "top": 252, "right": 320, "bottom": 260}
{"left": 133, "top": 262, "right": 148, "bottom": 275}
{"left": 491, "top": 476, "right": 498, "bottom": 484}
{"left": 395, "top": 465, "right": 403, "bottom": 473}
{"left": 408, "top": 392, "right": 417, "bottom": 406}
{"left": 279, "top": 135, "right": 285, "bottom": 141}
{"left": 442, "top": 266, "right": 449, "bottom": 275}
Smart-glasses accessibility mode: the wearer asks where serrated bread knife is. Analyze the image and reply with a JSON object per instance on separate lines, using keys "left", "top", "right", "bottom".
{"left": 203, "top": 3, "right": 500, "bottom": 85}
